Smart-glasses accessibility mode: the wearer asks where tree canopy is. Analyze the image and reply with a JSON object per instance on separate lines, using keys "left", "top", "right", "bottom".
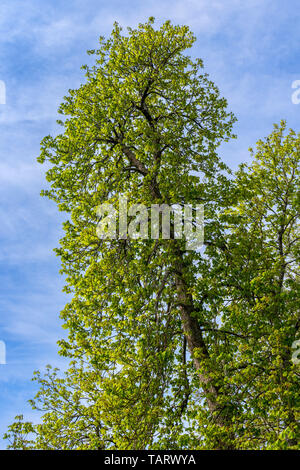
{"left": 4, "top": 19, "right": 299, "bottom": 450}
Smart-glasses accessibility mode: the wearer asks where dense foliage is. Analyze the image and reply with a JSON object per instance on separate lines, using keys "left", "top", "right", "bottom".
{"left": 5, "top": 19, "right": 299, "bottom": 450}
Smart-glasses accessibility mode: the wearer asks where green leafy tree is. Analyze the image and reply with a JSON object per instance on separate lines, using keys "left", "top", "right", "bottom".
{"left": 4, "top": 19, "right": 299, "bottom": 450}
{"left": 212, "top": 121, "right": 300, "bottom": 449}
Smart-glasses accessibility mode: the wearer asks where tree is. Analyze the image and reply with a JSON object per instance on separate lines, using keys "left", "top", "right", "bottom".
{"left": 4, "top": 19, "right": 299, "bottom": 450}
{"left": 212, "top": 121, "right": 300, "bottom": 449}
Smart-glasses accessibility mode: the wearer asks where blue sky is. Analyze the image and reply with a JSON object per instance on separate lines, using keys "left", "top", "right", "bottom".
{"left": 0, "top": 0, "right": 300, "bottom": 448}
